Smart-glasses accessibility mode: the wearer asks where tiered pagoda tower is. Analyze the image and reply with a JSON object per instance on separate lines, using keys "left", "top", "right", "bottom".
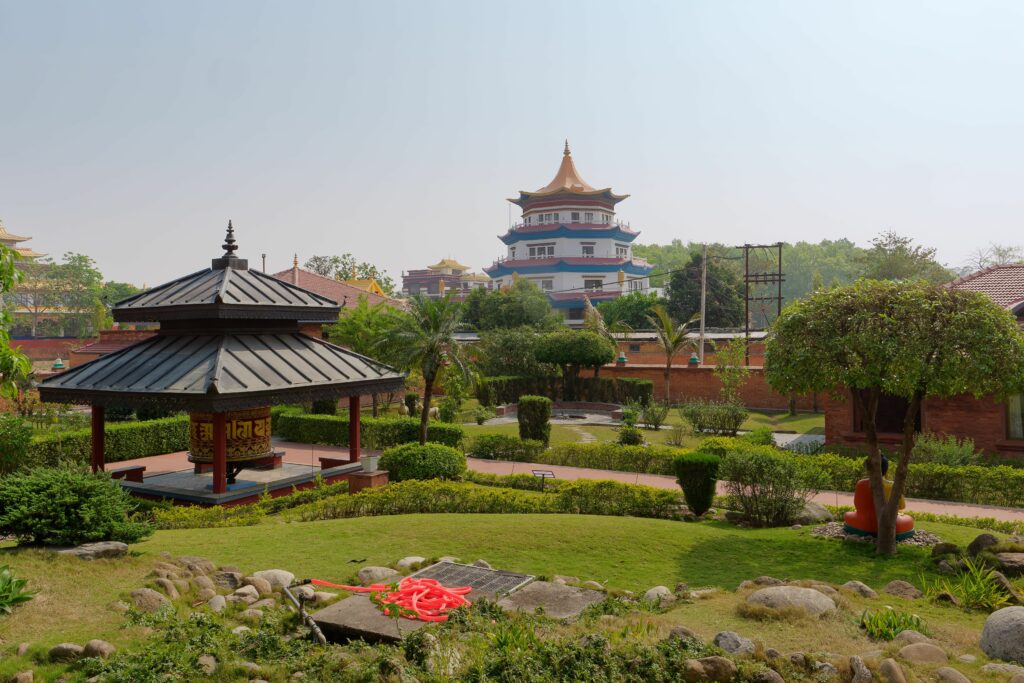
{"left": 484, "top": 142, "right": 654, "bottom": 323}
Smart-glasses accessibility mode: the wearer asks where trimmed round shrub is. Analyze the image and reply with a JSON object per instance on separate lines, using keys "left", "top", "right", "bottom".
{"left": 617, "top": 425, "right": 644, "bottom": 446}
{"left": 517, "top": 395, "right": 552, "bottom": 445}
{"left": 379, "top": 443, "right": 466, "bottom": 481}
{"left": 0, "top": 468, "right": 153, "bottom": 545}
{"left": 673, "top": 452, "right": 721, "bottom": 516}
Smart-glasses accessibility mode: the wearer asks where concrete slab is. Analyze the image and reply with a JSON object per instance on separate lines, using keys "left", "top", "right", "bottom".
{"left": 312, "top": 594, "right": 430, "bottom": 643}
{"left": 497, "top": 580, "right": 605, "bottom": 620}
{"left": 409, "top": 562, "right": 533, "bottom": 601}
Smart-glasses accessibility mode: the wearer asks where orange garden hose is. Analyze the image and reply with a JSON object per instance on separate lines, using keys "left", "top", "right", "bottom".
{"left": 309, "top": 577, "right": 472, "bottom": 622}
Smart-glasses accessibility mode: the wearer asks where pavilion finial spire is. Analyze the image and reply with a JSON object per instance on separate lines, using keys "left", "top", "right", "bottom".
{"left": 293, "top": 253, "right": 299, "bottom": 268}
{"left": 211, "top": 219, "right": 248, "bottom": 270}
{"left": 564, "top": 139, "right": 570, "bottom": 156}
{"left": 222, "top": 220, "right": 238, "bottom": 258}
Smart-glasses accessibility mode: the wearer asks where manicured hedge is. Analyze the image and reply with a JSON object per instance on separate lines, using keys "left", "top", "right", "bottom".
{"left": 26, "top": 416, "right": 190, "bottom": 469}
{"left": 468, "top": 434, "right": 546, "bottom": 461}
{"left": 379, "top": 443, "right": 466, "bottom": 481}
{"left": 478, "top": 375, "right": 653, "bottom": 407}
{"left": 518, "top": 395, "right": 552, "bottom": 444}
{"left": 540, "top": 443, "right": 686, "bottom": 475}
{"left": 673, "top": 452, "right": 721, "bottom": 516}
{"left": 273, "top": 410, "right": 464, "bottom": 449}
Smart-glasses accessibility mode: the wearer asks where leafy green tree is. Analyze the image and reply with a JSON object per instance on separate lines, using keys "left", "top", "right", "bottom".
{"left": 462, "top": 280, "right": 559, "bottom": 331}
{"left": 765, "top": 279, "right": 1024, "bottom": 555}
{"left": 0, "top": 245, "right": 30, "bottom": 398}
{"left": 475, "top": 327, "right": 555, "bottom": 379}
{"left": 858, "top": 231, "right": 954, "bottom": 284}
{"left": 535, "top": 329, "right": 615, "bottom": 400}
{"left": 666, "top": 252, "right": 743, "bottom": 328}
{"left": 647, "top": 305, "right": 700, "bottom": 402}
{"left": 48, "top": 253, "right": 105, "bottom": 337}
{"left": 713, "top": 339, "right": 750, "bottom": 404}
{"left": 327, "top": 295, "right": 401, "bottom": 416}
{"left": 780, "top": 239, "right": 864, "bottom": 302}
{"left": 387, "top": 295, "right": 470, "bottom": 444}
{"left": 596, "top": 291, "right": 664, "bottom": 330}
{"left": 631, "top": 240, "right": 694, "bottom": 288}
{"left": 303, "top": 254, "right": 396, "bottom": 295}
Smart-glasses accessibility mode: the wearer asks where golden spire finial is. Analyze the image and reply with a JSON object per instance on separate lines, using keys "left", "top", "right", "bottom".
{"left": 293, "top": 253, "right": 299, "bottom": 268}
{"left": 564, "top": 139, "right": 570, "bottom": 156}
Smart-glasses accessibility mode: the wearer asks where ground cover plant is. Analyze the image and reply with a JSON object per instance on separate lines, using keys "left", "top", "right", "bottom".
{"left": 859, "top": 607, "right": 928, "bottom": 640}
{"left": 0, "top": 564, "right": 34, "bottom": 615}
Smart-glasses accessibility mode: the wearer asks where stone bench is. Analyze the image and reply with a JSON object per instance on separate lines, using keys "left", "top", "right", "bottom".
{"left": 110, "top": 465, "right": 145, "bottom": 482}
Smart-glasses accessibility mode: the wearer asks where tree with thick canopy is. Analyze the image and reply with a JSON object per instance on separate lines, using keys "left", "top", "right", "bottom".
{"left": 765, "top": 279, "right": 1024, "bottom": 555}
{"left": 666, "top": 251, "right": 743, "bottom": 328}
{"left": 462, "top": 280, "right": 560, "bottom": 331}
{"left": 387, "top": 295, "right": 470, "bottom": 444}
{"left": 595, "top": 291, "right": 664, "bottom": 330}
{"left": 0, "top": 244, "right": 30, "bottom": 397}
{"left": 647, "top": 305, "right": 700, "bottom": 402}
{"left": 535, "top": 329, "right": 615, "bottom": 400}
{"left": 303, "top": 253, "right": 396, "bottom": 295}
{"left": 327, "top": 295, "right": 401, "bottom": 416}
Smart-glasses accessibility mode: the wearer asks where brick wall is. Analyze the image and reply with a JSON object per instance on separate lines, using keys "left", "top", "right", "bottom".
{"left": 616, "top": 340, "right": 766, "bottom": 367}
{"left": 10, "top": 338, "right": 88, "bottom": 361}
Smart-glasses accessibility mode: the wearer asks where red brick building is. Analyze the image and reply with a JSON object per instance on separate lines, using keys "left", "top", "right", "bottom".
{"left": 824, "top": 265, "right": 1024, "bottom": 458}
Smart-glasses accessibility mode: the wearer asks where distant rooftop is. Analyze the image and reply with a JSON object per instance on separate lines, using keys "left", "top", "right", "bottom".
{"left": 947, "top": 264, "right": 1024, "bottom": 312}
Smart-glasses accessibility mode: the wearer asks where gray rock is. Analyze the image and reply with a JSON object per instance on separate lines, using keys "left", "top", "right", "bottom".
{"left": 931, "top": 542, "right": 960, "bottom": 557}
{"left": 293, "top": 585, "right": 315, "bottom": 600}
{"left": 252, "top": 569, "right": 295, "bottom": 589}
{"left": 177, "top": 556, "right": 216, "bottom": 574}
{"left": 794, "top": 501, "right": 834, "bottom": 525}
{"left": 232, "top": 625, "right": 251, "bottom": 635}
{"left": 713, "top": 630, "right": 755, "bottom": 655}
{"left": 897, "top": 642, "right": 947, "bottom": 663}
{"left": 956, "top": 654, "right": 976, "bottom": 663}
{"left": 154, "top": 578, "right": 179, "bottom": 599}
{"left": 745, "top": 585, "right": 836, "bottom": 617}
{"left": 130, "top": 588, "right": 169, "bottom": 612}
{"left": 643, "top": 585, "right": 676, "bottom": 604}
{"left": 207, "top": 595, "right": 227, "bottom": 612}
{"left": 883, "top": 580, "right": 922, "bottom": 599}
{"left": 938, "top": 559, "right": 959, "bottom": 574}
{"left": 894, "top": 630, "right": 931, "bottom": 645}
{"left": 997, "top": 553, "right": 1024, "bottom": 576}
{"left": 788, "top": 652, "right": 807, "bottom": 668}
{"left": 878, "top": 658, "right": 907, "bottom": 683}
{"left": 933, "top": 591, "right": 962, "bottom": 607}
{"left": 212, "top": 571, "right": 244, "bottom": 590}
{"left": 233, "top": 585, "right": 260, "bottom": 602}
{"left": 696, "top": 655, "right": 737, "bottom": 682}
{"left": 312, "top": 591, "right": 339, "bottom": 605}
{"left": 581, "top": 580, "right": 604, "bottom": 590}
{"left": 196, "top": 588, "right": 217, "bottom": 602}
{"left": 968, "top": 533, "right": 999, "bottom": 557}
{"left": 552, "top": 575, "right": 580, "bottom": 585}
{"left": 753, "top": 576, "right": 784, "bottom": 586}
{"left": 669, "top": 625, "right": 700, "bottom": 641}
{"left": 981, "top": 606, "right": 1024, "bottom": 663}
{"left": 49, "top": 643, "right": 84, "bottom": 662}
{"left": 56, "top": 541, "right": 128, "bottom": 560}
{"left": 473, "top": 559, "right": 492, "bottom": 569}
{"left": 11, "top": 672, "right": 33, "bottom": 683}
{"left": 396, "top": 556, "right": 425, "bottom": 569}
{"left": 981, "top": 663, "right": 1024, "bottom": 675}
{"left": 810, "top": 583, "right": 840, "bottom": 598}
{"left": 843, "top": 580, "right": 879, "bottom": 599}
{"left": 192, "top": 575, "right": 216, "bottom": 592}
{"left": 251, "top": 598, "right": 277, "bottom": 609}
{"left": 764, "top": 648, "right": 781, "bottom": 659}
{"left": 82, "top": 640, "right": 116, "bottom": 659}
{"left": 934, "top": 667, "right": 971, "bottom": 683}
{"left": 242, "top": 576, "right": 273, "bottom": 596}
{"left": 198, "top": 655, "right": 218, "bottom": 675}
{"left": 850, "top": 655, "right": 872, "bottom": 683}
{"left": 497, "top": 581, "right": 605, "bottom": 620}
{"left": 172, "top": 578, "right": 190, "bottom": 594}
{"left": 814, "top": 661, "right": 839, "bottom": 678}
{"left": 754, "top": 669, "right": 785, "bottom": 683}
{"left": 239, "top": 608, "right": 264, "bottom": 622}
{"left": 357, "top": 566, "right": 401, "bottom": 585}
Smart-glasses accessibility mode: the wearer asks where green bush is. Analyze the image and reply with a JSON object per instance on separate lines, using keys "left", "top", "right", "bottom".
{"left": 673, "top": 452, "right": 721, "bottom": 516}
{"left": 468, "top": 434, "right": 546, "bottom": 461}
{"left": 0, "top": 565, "right": 35, "bottom": 615}
{"left": 477, "top": 375, "right": 653, "bottom": 406}
{"left": 0, "top": 414, "right": 32, "bottom": 475}
{"left": 274, "top": 412, "right": 464, "bottom": 449}
{"left": 921, "top": 557, "right": 1011, "bottom": 611}
{"left": 379, "top": 443, "right": 466, "bottom": 481}
{"left": 617, "top": 425, "right": 644, "bottom": 446}
{"left": 310, "top": 399, "right": 338, "bottom": 415}
{"left": 678, "top": 400, "right": 748, "bottom": 436}
{"left": 404, "top": 392, "right": 420, "bottom": 416}
{"left": 474, "top": 406, "right": 495, "bottom": 425}
{"left": 552, "top": 480, "right": 683, "bottom": 519}
{"left": 639, "top": 401, "right": 670, "bottom": 430}
{"left": 911, "top": 432, "right": 981, "bottom": 466}
{"left": 541, "top": 443, "right": 685, "bottom": 475}
{"left": 860, "top": 608, "right": 928, "bottom": 640}
{"left": 719, "top": 446, "right": 828, "bottom": 527}
{"left": 742, "top": 426, "right": 775, "bottom": 446}
{"left": 0, "top": 468, "right": 153, "bottom": 545}
{"left": 518, "top": 395, "right": 552, "bottom": 445}
{"left": 464, "top": 470, "right": 564, "bottom": 492}
{"left": 26, "top": 416, "right": 189, "bottom": 470}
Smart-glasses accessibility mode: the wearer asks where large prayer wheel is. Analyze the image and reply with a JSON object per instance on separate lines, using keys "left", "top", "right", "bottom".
{"left": 188, "top": 406, "right": 273, "bottom": 464}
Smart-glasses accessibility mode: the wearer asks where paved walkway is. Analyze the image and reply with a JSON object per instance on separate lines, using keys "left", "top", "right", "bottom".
{"left": 111, "top": 440, "right": 365, "bottom": 476}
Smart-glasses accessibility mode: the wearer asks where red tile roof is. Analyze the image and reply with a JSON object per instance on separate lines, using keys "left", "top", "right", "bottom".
{"left": 947, "top": 264, "right": 1024, "bottom": 311}
{"left": 270, "top": 267, "right": 405, "bottom": 310}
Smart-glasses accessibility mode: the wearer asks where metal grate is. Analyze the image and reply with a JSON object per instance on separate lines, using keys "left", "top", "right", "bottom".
{"left": 409, "top": 562, "right": 533, "bottom": 600}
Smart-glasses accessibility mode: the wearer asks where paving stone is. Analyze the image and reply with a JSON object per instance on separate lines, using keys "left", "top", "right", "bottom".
{"left": 497, "top": 581, "right": 604, "bottom": 620}
{"left": 312, "top": 595, "right": 430, "bottom": 643}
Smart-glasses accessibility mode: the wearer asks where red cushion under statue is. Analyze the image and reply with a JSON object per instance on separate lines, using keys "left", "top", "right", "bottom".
{"left": 842, "top": 457, "right": 915, "bottom": 541}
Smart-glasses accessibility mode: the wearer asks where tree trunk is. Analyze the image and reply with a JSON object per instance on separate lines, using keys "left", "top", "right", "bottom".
{"left": 419, "top": 376, "right": 434, "bottom": 445}
{"left": 851, "top": 389, "right": 896, "bottom": 556}
{"left": 664, "top": 360, "right": 672, "bottom": 402}
{"left": 371, "top": 393, "right": 379, "bottom": 418}
{"left": 878, "top": 390, "right": 922, "bottom": 555}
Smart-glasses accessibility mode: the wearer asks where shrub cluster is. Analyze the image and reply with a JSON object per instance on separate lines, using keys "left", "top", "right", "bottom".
{"left": 379, "top": 443, "right": 466, "bottom": 481}
{"left": 25, "top": 416, "right": 189, "bottom": 470}
{"left": 719, "top": 445, "right": 828, "bottom": 527}
{"left": 673, "top": 452, "right": 721, "bottom": 516}
{"left": 540, "top": 443, "right": 685, "bottom": 475}
{"left": 468, "top": 434, "right": 546, "bottom": 461}
{"left": 0, "top": 468, "right": 153, "bottom": 544}
{"left": 517, "top": 395, "right": 552, "bottom": 445}
{"left": 678, "top": 400, "right": 748, "bottom": 436}
{"left": 0, "top": 414, "right": 32, "bottom": 474}
{"left": 273, "top": 410, "right": 464, "bottom": 449}
{"left": 478, "top": 375, "right": 653, "bottom": 406}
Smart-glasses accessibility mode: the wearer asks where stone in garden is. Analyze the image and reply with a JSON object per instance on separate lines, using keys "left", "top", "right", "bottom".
{"left": 967, "top": 533, "right": 999, "bottom": 557}
{"left": 934, "top": 668, "right": 971, "bottom": 683}
{"left": 312, "top": 591, "right": 338, "bottom": 605}
{"left": 252, "top": 569, "right": 295, "bottom": 589}
{"left": 814, "top": 661, "right": 839, "bottom": 677}
{"left": 937, "top": 560, "right": 959, "bottom": 574}
{"left": 753, "top": 576, "right": 784, "bottom": 586}
{"left": 438, "top": 556, "right": 459, "bottom": 563}
{"left": 238, "top": 661, "right": 260, "bottom": 672}
{"left": 993, "top": 571, "right": 1024, "bottom": 604}
{"left": 12, "top": 672, "right": 33, "bottom": 683}
{"left": 894, "top": 630, "right": 931, "bottom": 645}
{"left": 691, "top": 587, "right": 716, "bottom": 598}
{"left": 897, "top": 642, "right": 947, "bottom": 663}
{"left": 177, "top": 556, "right": 216, "bottom": 574}
{"left": 754, "top": 669, "right": 785, "bottom": 683}
{"left": 56, "top": 541, "right": 128, "bottom": 560}
{"left": 213, "top": 571, "right": 244, "bottom": 590}
{"left": 110, "top": 600, "right": 130, "bottom": 612}
{"left": 497, "top": 581, "right": 604, "bottom": 620}
{"left": 233, "top": 585, "right": 260, "bottom": 601}
{"left": 1009, "top": 675, "right": 1024, "bottom": 683}
{"left": 843, "top": 581, "right": 878, "bottom": 598}
{"left": 980, "top": 606, "right": 1024, "bottom": 663}
{"left": 980, "top": 663, "right": 1024, "bottom": 675}
{"left": 745, "top": 586, "right": 836, "bottom": 617}
{"left": 17, "top": 642, "right": 31, "bottom": 656}
{"left": 193, "top": 575, "right": 216, "bottom": 592}
{"left": 196, "top": 588, "right": 216, "bottom": 602}
{"left": 997, "top": 553, "right": 1024, "bottom": 576}
{"left": 198, "top": 655, "right": 218, "bottom": 675}
{"left": 696, "top": 655, "right": 738, "bottom": 682}
{"left": 933, "top": 591, "right": 961, "bottom": 606}
{"left": 232, "top": 625, "right": 251, "bottom": 635}
{"left": 643, "top": 586, "right": 675, "bottom": 604}
{"left": 421, "top": 632, "right": 461, "bottom": 676}
{"left": 552, "top": 575, "right": 579, "bottom": 585}
{"left": 850, "top": 655, "right": 872, "bottom": 683}
{"left": 239, "top": 608, "right": 264, "bottom": 622}
{"left": 713, "top": 631, "right": 755, "bottom": 655}
{"left": 878, "top": 658, "right": 908, "bottom": 683}
{"left": 809, "top": 583, "right": 839, "bottom": 598}
{"left": 581, "top": 580, "right": 603, "bottom": 590}
{"left": 669, "top": 625, "right": 700, "bottom": 641}
{"left": 48, "top": 643, "right": 84, "bottom": 662}
{"left": 794, "top": 501, "right": 833, "bottom": 525}
{"left": 931, "top": 542, "right": 960, "bottom": 558}
{"left": 396, "top": 556, "right": 425, "bottom": 569}
{"left": 764, "top": 648, "right": 780, "bottom": 659}
{"left": 151, "top": 567, "right": 177, "bottom": 580}
{"left": 172, "top": 578, "right": 190, "bottom": 594}
{"left": 82, "top": 640, "right": 116, "bottom": 659}
{"left": 883, "top": 580, "right": 922, "bottom": 599}
{"left": 242, "top": 576, "right": 272, "bottom": 596}
{"left": 788, "top": 652, "right": 807, "bottom": 668}
{"left": 472, "top": 559, "right": 492, "bottom": 569}
{"left": 207, "top": 595, "right": 227, "bottom": 612}
{"left": 154, "top": 578, "right": 179, "bottom": 599}
{"left": 681, "top": 659, "right": 706, "bottom": 683}
{"left": 357, "top": 566, "right": 401, "bottom": 585}
{"left": 131, "top": 588, "right": 169, "bottom": 612}
{"left": 251, "top": 598, "right": 277, "bottom": 609}
{"left": 293, "top": 585, "right": 315, "bottom": 600}
{"left": 956, "top": 654, "right": 976, "bottom": 663}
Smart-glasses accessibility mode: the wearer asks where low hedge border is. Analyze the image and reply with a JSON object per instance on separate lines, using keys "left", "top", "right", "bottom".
{"left": 26, "top": 416, "right": 189, "bottom": 469}
{"left": 273, "top": 409, "right": 464, "bottom": 449}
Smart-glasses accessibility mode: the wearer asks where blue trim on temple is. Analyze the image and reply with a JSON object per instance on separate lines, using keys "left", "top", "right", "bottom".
{"left": 484, "top": 260, "right": 654, "bottom": 278}
{"left": 499, "top": 225, "right": 639, "bottom": 245}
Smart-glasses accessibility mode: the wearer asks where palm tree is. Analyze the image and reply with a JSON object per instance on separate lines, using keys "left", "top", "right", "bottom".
{"left": 583, "top": 297, "right": 632, "bottom": 378}
{"left": 387, "top": 295, "right": 470, "bottom": 444}
{"left": 646, "top": 305, "right": 699, "bottom": 402}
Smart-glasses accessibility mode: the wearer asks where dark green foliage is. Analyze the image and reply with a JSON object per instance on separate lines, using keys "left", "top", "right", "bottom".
{"left": 26, "top": 416, "right": 189, "bottom": 470}
{"left": 0, "top": 565, "right": 35, "bottom": 614}
{"left": 462, "top": 279, "right": 560, "bottom": 330}
{"left": 0, "top": 468, "right": 153, "bottom": 545}
{"left": 379, "top": 443, "right": 466, "bottom": 481}
{"left": 911, "top": 432, "right": 981, "bottom": 466}
{"left": 476, "top": 327, "right": 558, "bottom": 379}
{"left": 535, "top": 330, "right": 616, "bottom": 400}
{"left": 0, "top": 413, "right": 31, "bottom": 474}
{"left": 273, "top": 409, "right": 464, "bottom": 449}
{"left": 678, "top": 400, "right": 748, "bottom": 436}
{"left": 638, "top": 401, "right": 670, "bottom": 430}
{"left": 309, "top": 399, "right": 337, "bottom": 415}
{"left": 133, "top": 405, "right": 178, "bottom": 422}
{"left": 477, "top": 375, "right": 651, "bottom": 406}
{"left": 666, "top": 251, "right": 743, "bottom": 327}
{"left": 743, "top": 426, "right": 776, "bottom": 446}
{"left": 673, "top": 452, "right": 721, "bottom": 516}
{"left": 404, "top": 392, "right": 419, "bottom": 416}
{"left": 468, "top": 434, "right": 546, "bottom": 461}
{"left": 540, "top": 443, "right": 685, "bottom": 475}
{"left": 617, "top": 425, "right": 644, "bottom": 445}
{"left": 517, "top": 395, "right": 552, "bottom": 445}
{"left": 719, "top": 446, "right": 828, "bottom": 527}
{"left": 595, "top": 291, "right": 666, "bottom": 329}
{"left": 105, "top": 404, "right": 136, "bottom": 422}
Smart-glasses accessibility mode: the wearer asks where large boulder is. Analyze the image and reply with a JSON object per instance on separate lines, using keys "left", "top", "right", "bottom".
{"left": 793, "top": 501, "right": 833, "bottom": 526}
{"left": 878, "top": 658, "right": 907, "bottom": 683}
{"left": 968, "top": 533, "right": 999, "bottom": 557}
{"left": 252, "top": 569, "right": 295, "bottom": 589}
{"left": 981, "top": 606, "right": 1024, "bottom": 663}
{"left": 883, "top": 580, "right": 922, "bottom": 599}
{"left": 130, "top": 588, "right": 169, "bottom": 612}
{"left": 996, "top": 553, "right": 1024, "bottom": 577}
{"left": 745, "top": 586, "right": 836, "bottom": 617}
{"left": 357, "top": 566, "right": 401, "bottom": 585}
{"left": 849, "top": 655, "right": 872, "bottom": 683}
{"left": 843, "top": 581, "right": 878, "bottom": 599}
{"left": 696, "top": 656, "right": 737, "bottom": 682}
{"left": 644, "top": 586, "right": 675, "bottom": 604}
{"left": 212, "top": 571, "right": 243, "bottom": 590}
{"left": 83, "top": 640, "right": 116, "bottom": 659}
{"left": 897, "top": 642, "right": 947, "bottom": 663}
{"left": 713, "top": 631, "right": 754, "bottom": 655}
{"left": 242, "top": 576, "right": 273, "bottom": 596}
{"left": 935, "top": 668, "right": 971, "bottom": 683}
{"left": 56, "top": 542, "right": 128, "bottom": 560}
{"left": 48, "top": 643, "right": 84, "bottom": 662}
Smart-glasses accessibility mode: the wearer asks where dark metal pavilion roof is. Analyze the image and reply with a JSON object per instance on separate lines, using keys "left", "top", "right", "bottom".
{"left": 38, "top": 222, "right": 405, "bottom": 410}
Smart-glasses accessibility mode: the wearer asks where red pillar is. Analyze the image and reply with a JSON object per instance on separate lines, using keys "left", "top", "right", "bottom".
{"left": 90, "top": 405, "right": 105, "bottom": 473}
{"left": 212, "top": 411, "right": 227, "bottom": 494}
{"left": 349, "top": 396, "right": 361, "bottom": 462}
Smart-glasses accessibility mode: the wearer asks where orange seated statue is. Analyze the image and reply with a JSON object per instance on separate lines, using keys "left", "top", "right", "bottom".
{"left": 842, "top": 457, "right": 915, "bottom": 540}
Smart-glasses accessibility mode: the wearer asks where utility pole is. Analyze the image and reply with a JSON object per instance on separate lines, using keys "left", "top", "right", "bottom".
{"left": 699, "top": 243, "right": 708, "bottom": 364}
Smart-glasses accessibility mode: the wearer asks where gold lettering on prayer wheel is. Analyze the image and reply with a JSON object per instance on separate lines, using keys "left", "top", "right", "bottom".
{"left": 188, "top": 406, "right": 273, "bottom": 463}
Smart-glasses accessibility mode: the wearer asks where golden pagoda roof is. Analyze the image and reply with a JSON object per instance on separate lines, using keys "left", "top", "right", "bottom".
{"left": 16, "top": 247, "right": 47, "bottom": 259}
{"left": 461, "top": 272, "right": 490, "bottom": 282}
{"left": 345, "top": 278, "right": 387, "bottom": 296}
{"left": 509, "top": 141, "right": 629, "bottom": 206}
{"left": 0, "top": 220, "right": 32, "bottom": 243}
{"left": 428, "top": 258, "right": 471, "bottom": 271}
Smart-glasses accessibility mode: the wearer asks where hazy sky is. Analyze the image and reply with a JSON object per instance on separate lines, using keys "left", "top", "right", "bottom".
{"left": 2, "top": 0, "right": 1023, "bottom": 286}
